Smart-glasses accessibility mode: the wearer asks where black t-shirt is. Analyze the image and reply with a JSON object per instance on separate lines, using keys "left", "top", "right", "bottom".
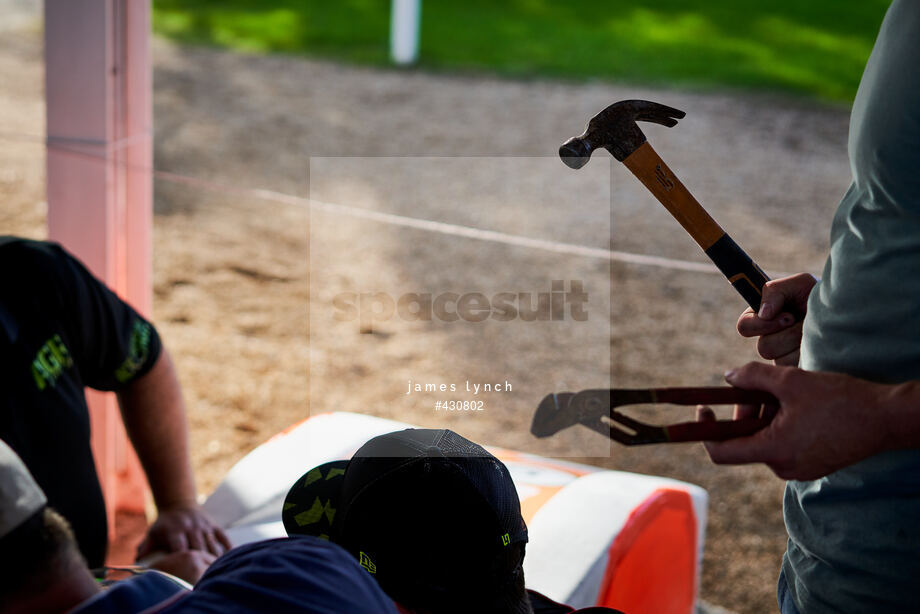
{"left": 0, "top": 237, "right": 162, "bottom": 568}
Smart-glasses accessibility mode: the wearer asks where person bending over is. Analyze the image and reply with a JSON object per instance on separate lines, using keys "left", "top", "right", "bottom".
{"left": 0, "top": 236, "right": 228, "bottom": 568}
{"left": 1, "top": 438, "right": 398, "bottom": 614}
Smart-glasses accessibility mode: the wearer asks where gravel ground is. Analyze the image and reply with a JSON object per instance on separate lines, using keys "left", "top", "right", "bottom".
{"left": 0, "top": 7, "right": 854, "bottom": 612}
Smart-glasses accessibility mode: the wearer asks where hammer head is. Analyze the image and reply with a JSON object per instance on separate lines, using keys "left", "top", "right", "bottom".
{"left": 559, "top": 100, "right": 685, "bottom": 168}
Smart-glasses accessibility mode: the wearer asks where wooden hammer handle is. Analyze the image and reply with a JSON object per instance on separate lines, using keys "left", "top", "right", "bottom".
{"left": 622, "top": 142, "right": 769, "bottom": 311}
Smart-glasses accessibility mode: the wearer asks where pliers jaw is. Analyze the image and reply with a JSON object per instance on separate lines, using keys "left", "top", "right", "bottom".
{"left": 531, "top": 392, "right": 578, "bottom": 438}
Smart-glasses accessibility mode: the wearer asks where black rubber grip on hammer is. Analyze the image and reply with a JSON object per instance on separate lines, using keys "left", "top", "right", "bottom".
{"left": 704, "top": 234, "right": 770, "bottom": 311}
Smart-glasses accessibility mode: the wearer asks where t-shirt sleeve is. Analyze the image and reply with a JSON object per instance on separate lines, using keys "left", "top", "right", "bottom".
{"left": 43, "top": 243, "right": 163, "bottom": 391}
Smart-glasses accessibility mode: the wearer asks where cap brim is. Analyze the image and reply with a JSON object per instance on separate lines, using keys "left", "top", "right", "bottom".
{"left": 282, "top": 460, "right": 349, "bottom": 540}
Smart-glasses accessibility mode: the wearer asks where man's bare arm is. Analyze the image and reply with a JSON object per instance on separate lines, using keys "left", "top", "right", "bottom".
{"left": 116, "top": 349, "right": 231, "bottom": 558}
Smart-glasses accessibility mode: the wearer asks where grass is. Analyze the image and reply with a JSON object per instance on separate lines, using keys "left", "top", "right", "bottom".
{"left": 152, "top": 0, "right": 890, "bottom": 102}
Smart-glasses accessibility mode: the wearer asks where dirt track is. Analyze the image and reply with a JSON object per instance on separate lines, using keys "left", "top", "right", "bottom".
{"left": 1, "top": 10, "right": 853, "bottom": 613}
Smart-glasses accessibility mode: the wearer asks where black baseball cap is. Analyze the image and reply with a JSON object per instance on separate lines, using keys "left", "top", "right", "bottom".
{"left": 283, "top": 428, "right": 531, "bottom": 614}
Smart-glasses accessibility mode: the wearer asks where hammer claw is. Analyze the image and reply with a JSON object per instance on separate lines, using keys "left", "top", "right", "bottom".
{"left": 562, "top": 100, "right": 686, "bottom": 164}
{"left": 633, "top": 100, "right": 686, "bottom": 127}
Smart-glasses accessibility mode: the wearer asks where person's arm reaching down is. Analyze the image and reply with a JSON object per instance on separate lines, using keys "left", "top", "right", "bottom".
{"left": 697, "top": 362, "right": 920, "bottom": 480}
{"left": 26, "top": 242, "right": 230, "bottom": 559}
{"left": 116, "top": 349, "right": 231, "bottom": 559}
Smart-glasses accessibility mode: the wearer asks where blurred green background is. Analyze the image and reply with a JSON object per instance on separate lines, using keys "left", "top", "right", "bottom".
{"left": 153, "top": 0, "right": 890, "bottom": 102}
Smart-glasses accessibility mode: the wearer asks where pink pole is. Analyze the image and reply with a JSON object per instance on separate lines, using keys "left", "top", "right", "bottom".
{"left": 45, "top": 0, "right": 153, "bottom": 558}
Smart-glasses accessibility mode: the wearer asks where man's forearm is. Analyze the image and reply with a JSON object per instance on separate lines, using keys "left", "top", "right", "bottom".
{"left": 117, "top": 349, "right": 198, "bottom": 509}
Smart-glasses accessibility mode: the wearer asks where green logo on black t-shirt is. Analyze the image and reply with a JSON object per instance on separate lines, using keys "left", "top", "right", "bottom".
{"left": 114, "top": 320, "right": 153, "bottom": 383}
{"left": 31, "top": 333, "right": 74, "bottom": 391}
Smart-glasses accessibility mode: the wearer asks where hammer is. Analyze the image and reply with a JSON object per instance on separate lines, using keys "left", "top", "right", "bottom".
{"left": 560, "top": 99, "right": 769, "bottom": 311}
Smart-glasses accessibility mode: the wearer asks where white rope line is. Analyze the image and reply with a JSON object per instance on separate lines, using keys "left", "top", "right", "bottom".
{"left": 1, "top": 129, "right": 784, "bottom": 277}
{"left": 46, "top": 131, "right": 152, "bottom": 151}
{"left": 251, "top": 188, "right": 723, "bottom": 275}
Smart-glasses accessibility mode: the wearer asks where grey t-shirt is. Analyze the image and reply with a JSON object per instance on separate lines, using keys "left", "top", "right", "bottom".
{"left": 790, "top": 1, "right": 920, "bottom": 611}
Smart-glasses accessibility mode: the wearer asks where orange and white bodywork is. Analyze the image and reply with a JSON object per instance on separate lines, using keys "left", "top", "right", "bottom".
{"left": 203, "top": 412, "right": 707, "bottom": 614}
